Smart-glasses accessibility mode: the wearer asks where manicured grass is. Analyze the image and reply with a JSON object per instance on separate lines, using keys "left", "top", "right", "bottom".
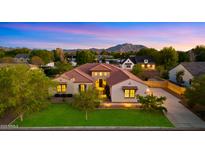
{"left": 13, "top": 104, "right": 173, "bottom": 127}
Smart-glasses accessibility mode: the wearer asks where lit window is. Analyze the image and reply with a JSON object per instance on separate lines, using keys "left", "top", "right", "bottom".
{"left": 147, "top": 64, "right": 150, "bottom": 68}
{"left": 104, "top": 72, "right": 107, "bottom": 76}
{"left": 57, "top": 84, "right": 67, "bottom": 93}
{"left": 99, "top": 72, "right": 102, "bottom": 76}
{"left": 130, "top": 90, "right": 135, "bottom": 97}
{"left": 124, "top": 89, "right": 136, "bottom": 98}
{"left": 57, "top": 85, "right": 61, "bottom": 92}
{"left": 94, "top": 72, "right": 98, "bottom": 76}
{"left": 124, "top": 90, "right": 130, "bottom": 98}
{"left": 79, "top": 84, "right": 85, "bottom": 92}
{"left": 61, "top": 84, "right": 66, "bottom": 92}
{"left": 141, "top": 64, "right": 145, "bottom": 68}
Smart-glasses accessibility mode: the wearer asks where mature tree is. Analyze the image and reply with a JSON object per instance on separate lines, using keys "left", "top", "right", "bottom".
{"left": 0, "top": 57, "right": 15, "bottom": 63}
{"left": 100, "top": 49, "right": 110, "bottom": 55}
{"left": 136, "top": 48, "right": 160, "bottom": 64}
{"left": 192, "top": 45, "right": 205, "bottom": 61}
{"left": 53, "top": 48, "right": 66, "bottom": 62}
{"left": 43, "top": 62, "right": 73, "bottom": 77}
{"left": 178, "top": 51, "right": 190, "bottom": 62}
{"left": 76, "top": 50, "right": 96, "bottom": 64}
{"left": 176, "top": 70, "right": 185, "bottom": 85}
{"left": 159, "top": 47, "right": 178, "bottom": 70}
{"left": 31, "top": 56, "right": 44, "bottom": 66}
{"left": 132, "top": 64, "right": 143, "bottom": 75}
{"left": 30, "top": 49, "right": 54, "bottom": 64}
{"left": 0, "top": 64, "right": 54, "bottom": 120}
{"left": 156, "top": 65, "right": 169, "bottom": 79}
{"left": 137, "top": 94, "right": 167, "bottom": 112}
{"left": 55, "top": 62, "right": 73, "bottom": 74}
{"left": 72, "top": 88, "right": 101, "bottom": 120}
{"left": 0, "top": 49, "right": 5, "bottom": 58}
{"left": 185, "top": 75, "right": 205, "bottom": 108}
{"left": 4, "top": 48, "right": 31, "bottom": 57}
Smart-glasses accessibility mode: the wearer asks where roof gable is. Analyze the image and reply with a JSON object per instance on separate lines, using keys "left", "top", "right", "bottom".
{"left": 15, "top": 54, "right": 29, "bottom": 59}
{"left": 89, "top": 63, "right": 112, "bottom": 72}
{"left": 63, "top": 69, "right": 93, "bottom": 83}
{"left": 181, "top": 62, "right": 205, "bottom": 76}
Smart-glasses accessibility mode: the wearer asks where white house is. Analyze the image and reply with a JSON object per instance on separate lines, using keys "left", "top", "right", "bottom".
{"left": 169, "top": 62, "right": 205, "bottom": 86}
{"left": 54, "top": 63, "right": 149, "bottom": 102}
{"left": 45, "top": 62, "right": 55, "bottom": 67}
{"left": 121, "top": 56, "right": 156, "bottom": 70}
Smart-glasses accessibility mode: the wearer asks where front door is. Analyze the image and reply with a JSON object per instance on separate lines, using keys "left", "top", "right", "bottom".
{"left": 99, "top": 79, "right": 103, "bottom": 87}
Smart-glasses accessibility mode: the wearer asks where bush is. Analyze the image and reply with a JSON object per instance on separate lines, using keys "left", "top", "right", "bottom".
{"left": 137, "top": 94, "right": 167, "bottom": 112}
{"left": 132, "top": 64, "right": 143, "bottom": 75}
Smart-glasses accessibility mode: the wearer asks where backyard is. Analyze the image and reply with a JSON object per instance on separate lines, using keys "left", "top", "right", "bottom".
{"left": 13, "top": 104, "right": 173, "bottom": 127}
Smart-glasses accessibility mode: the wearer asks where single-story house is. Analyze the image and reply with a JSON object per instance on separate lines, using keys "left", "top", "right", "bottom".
{"left": 169, "top": 62, "right": 205, "bottom": 86}
{"left": 54, "top": 63, "right": 149, "bottom": 103}
{"left": 121, "top": 56, "right": 155, "bottom": 70}
{"left": 14, "top": 54, "right": 30, "bottom": 63}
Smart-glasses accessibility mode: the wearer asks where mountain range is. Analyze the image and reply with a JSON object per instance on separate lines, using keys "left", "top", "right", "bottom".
{"left": 64, "top": 43, "right": 147, "bottom": 53}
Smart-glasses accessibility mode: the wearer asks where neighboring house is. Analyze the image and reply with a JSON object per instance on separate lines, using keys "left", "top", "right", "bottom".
{"left": 54, "top": 63, "right": 149, "bottom": 103}
{"left": 169, "top": 62, "right": 205, "bottom": 86}
{"left": 14, "top": 54, "right": 30, "bottom": 63}
{"left": 121, "top": 56, "right": 156, "bottom": 70}
{"left": 45, "top": 62, "right": 55, "bottom": 68}
{"left": 67, "top": 55, "right": 77, "bottom": 66}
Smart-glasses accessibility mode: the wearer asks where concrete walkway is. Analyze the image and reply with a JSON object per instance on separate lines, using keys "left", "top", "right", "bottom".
{"left": 150, "top": 88, "right": 205, "bottom": 128}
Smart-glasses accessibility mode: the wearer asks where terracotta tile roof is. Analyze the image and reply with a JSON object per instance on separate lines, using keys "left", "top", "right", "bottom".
{"left": 89, "top": 63, "right": 112, "bottom": 72}
{"left": 107, "top": 68, "right": 145, "bottom": 86}
{"left": 56, "top": 63, "right": 145, "bottom": 86}
{"left": 63, "top": 69, "right": 93, "bottom": 83}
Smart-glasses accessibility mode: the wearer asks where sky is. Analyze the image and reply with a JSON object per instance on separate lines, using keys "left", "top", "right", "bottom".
{"left": 0, "top": 22, "right": 205, "bottom": 51}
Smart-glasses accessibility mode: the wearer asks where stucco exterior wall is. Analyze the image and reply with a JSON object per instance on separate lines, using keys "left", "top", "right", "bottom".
{"left": 53, "top": 77, "right": 93, "bottom": 95}
{"left": 110, "top": 79, "right": 148, "bottom": 102}
{"left": 72, "top": 82, "right": 93, "bottom": 94}
{"left": 169, "top": 64, "right": 193, "bottom": 86}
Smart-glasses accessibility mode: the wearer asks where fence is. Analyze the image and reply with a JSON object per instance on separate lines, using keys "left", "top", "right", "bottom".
{"left": 144, "top": 80, "right": 186, "bottom": 95}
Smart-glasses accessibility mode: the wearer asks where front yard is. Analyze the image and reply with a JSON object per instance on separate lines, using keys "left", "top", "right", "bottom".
{"left": 13, "top": 104, "right": 173, "bottom": 127}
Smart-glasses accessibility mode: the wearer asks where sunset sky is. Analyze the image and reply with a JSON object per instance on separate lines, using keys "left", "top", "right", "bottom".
{"left": 0, "top": 22, "right": 205, "bottom": 51}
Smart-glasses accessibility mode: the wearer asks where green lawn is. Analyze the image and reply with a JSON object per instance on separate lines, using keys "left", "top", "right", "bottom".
{"left": 13, "top": 104, "right": 173, "bottom": 127}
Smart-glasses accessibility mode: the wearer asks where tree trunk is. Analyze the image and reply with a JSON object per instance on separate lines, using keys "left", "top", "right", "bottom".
{"left": 19, "top": 113, "right": 24, "bottom": 122}
{"left": 85, "top": 111, "right": 88, "bottom": 121}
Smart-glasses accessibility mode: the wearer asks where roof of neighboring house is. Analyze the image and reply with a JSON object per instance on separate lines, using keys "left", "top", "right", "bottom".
{"left": 15, "top": 54, "right": 29, "bottom": 59}
{"left": 180, "top": 62, "right": 205, "bottom": 76}
{"left": 122, "top": 56, "right": 155, "bottom": 64}
{"left": 56, "top": 63, "right": 146, "bottom": 86}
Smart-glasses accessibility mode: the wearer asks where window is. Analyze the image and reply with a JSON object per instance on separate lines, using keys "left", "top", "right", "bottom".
{"left": 124, "top": 89, "right": 136, "bottom": 98}
{"left": 57, "top": 84, "right": 67, "bottom": 93}
{"left": 130, "top": 90, "right": 135, "bottom": 97}
{"left": 104, "top": 72, "right": 107, "bottom": 76}
{"left": 99, "top": 72, "right": 102, "bottom": 76}
{"left": 79, "top": 84, "right": 86, "bottom": 92}
{"left": 124, "top": 90, "right": 130, "bottom": 98}
{"left": 94, "top": 72, "right": 98, "bottom": 76}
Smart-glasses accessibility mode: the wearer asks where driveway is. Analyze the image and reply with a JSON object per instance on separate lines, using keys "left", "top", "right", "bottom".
{"left": 150, "top": 88, "right": 205, "bottom": 128}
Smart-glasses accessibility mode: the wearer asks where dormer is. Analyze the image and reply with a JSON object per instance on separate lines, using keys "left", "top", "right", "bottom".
{"left": 90, "top": 64, "right": 112, "bottom": 78}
